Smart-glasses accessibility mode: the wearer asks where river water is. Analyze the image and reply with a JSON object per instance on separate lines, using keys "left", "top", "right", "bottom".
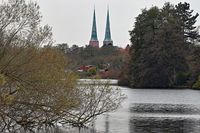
{"left": 92, "top": 86, "right": 200, "bottom": 133}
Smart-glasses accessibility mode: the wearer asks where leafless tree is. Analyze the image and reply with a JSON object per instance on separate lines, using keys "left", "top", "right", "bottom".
{"left": 0, "top": 0, "right": 125, "bottom": 132}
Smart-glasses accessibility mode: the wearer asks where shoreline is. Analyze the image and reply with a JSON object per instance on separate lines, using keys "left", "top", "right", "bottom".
{"left": 77, "top": 79, "right": 118, "bottom": 85}
{"left": 77, "top": 78, "right": 199, "bottom": 90}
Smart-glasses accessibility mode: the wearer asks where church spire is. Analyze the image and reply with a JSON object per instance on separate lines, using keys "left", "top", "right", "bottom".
{"left": 89, "top": 7, "right": 99, "bottom": 48}
{"left": 103, "top": 7, "right": 113, "bottom": 46}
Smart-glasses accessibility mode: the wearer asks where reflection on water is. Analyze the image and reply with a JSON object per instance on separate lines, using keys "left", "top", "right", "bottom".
{"left": 105, "top": 115, "right": 110, "bottom": 133}
{"left": 94, "top": 87, "right": 200, "bottom": 133}
{"left": 129, "top": 103, "right": 200, "bottom": 133}
{"left": 129, "top": 117, "right": 200, "bottom": 133}
{"left": 131, "top": 103, "right": 200, "bottom": 114}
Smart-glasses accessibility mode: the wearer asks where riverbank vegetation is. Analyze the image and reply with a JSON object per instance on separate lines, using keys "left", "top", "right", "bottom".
{"left": 55, "top": 43, "right": 129, "bottom": 79}
{"left": 119, "top": 2, "right": 200, "bottom": 89}
{"left": 0, "top": 0, "right": 125, "bottom": 132}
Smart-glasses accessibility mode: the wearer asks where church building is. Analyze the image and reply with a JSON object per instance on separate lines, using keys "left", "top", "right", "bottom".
{"left": 89, "top": 9, "right": 99, "bottom": 47}
{"left": 103, "top": 9, "right": 113, "bottom": 46}
{"left": 89, "top": 8, "right": 113, "bottom": 47}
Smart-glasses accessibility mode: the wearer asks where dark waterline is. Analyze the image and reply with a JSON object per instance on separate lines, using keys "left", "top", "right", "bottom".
{"left": 93, "top": 87, "right": 200, "bottom": 133}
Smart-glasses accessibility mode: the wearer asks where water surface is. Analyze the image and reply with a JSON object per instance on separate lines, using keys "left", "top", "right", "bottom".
{"left": 94, "top": 87, "right": 200, "bottom": 133}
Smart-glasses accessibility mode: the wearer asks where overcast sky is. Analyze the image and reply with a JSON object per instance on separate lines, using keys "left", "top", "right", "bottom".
{"left": 35, "top": 0, "right": 200, "bottom": 48}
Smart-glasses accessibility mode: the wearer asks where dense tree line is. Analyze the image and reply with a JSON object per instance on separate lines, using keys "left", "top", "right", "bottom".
{"left": 56, "top": 43, "right": 127, "bottom": 79}
{"left": 120, "top": 2, "right": 200, "bottom": 88}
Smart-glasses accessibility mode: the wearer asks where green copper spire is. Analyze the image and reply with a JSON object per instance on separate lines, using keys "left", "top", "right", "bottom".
{"left": 90, "top": 8, "right": 98, "bottom": 41}
{"left": 89, "top": 8, "right": 99, "bottom": 47}
{"left": 104, "top": 7, "right": 113, "bottom": 46}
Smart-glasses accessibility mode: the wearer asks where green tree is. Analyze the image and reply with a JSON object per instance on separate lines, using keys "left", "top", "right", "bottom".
{"left": 129, "top": 7, "right": 162, "bottom": 87}
{"left": 175, "top": 2, "right": 199, "bottom": 43}
{"left": 56, "top": 43, "right": 70, "bottom": 54}
{"left": 128, "top": 3, "right": 196, "bottom": 88}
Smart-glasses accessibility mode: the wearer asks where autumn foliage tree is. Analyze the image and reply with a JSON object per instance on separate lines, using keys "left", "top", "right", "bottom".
{"left": 0, "top": 0, "right": 77, "bottom": 131}
{"left": 0, "top": 0, "right": 125, "bottom": 132}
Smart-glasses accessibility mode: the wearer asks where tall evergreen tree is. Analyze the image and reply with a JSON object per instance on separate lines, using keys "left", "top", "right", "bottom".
{"left": 175, "top": 2, "right": 199, "bottom": 43}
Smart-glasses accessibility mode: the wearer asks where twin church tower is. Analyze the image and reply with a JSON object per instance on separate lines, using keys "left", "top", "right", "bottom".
{"left": 89, "top": 8, "right": 113, "bottom": 48}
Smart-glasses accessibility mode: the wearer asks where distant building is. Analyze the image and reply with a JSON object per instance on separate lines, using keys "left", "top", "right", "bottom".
{"left": 103, "top": 8, "right": 113, "bottom": 46}
{"left": 89, "top": 7, "right": 113, "bottom": 47}
{"left": 89, "top": 8, "right": 99, "bottom": 48}
{"left": 77, "top": 65, "right": 96, "bottom": 72}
